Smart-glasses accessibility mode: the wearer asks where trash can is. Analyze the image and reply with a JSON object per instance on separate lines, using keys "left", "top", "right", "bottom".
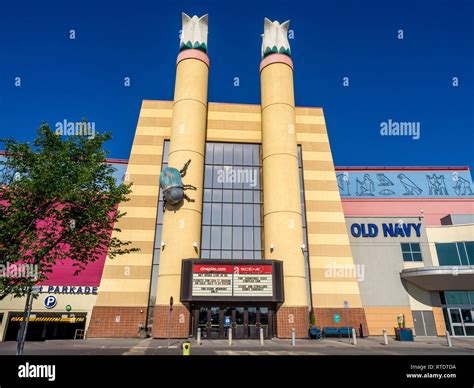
{"left": 139, "top": 326, "right": 148, "bottom": 339}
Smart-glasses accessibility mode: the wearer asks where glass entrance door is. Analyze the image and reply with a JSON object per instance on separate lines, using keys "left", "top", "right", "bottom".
{"left": 209, "top": 307, "right": 220, "bottom": 339}
{"left": 448, "top": 308, "right": 474, "bottom": 336}
{"left": 192, "top": 306, "right": 274, "bottom": 339}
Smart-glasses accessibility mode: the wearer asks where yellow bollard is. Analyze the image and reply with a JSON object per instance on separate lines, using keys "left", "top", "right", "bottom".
{"left": 182, "top": 341, "right": 191, "bottom": 356}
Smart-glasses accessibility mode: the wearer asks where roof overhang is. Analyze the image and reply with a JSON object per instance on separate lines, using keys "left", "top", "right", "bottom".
{"left": 400, "top": 266, "right": 474, "bottom": 291}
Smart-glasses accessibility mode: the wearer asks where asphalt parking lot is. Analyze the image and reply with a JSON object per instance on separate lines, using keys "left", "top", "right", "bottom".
{"left": 0, "top": 336, "right": 473, "bottom": 356}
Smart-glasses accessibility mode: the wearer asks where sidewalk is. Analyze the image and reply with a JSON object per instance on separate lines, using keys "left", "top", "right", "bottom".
{"left": 0, "top": 336, "right": 472, "bottom": 356}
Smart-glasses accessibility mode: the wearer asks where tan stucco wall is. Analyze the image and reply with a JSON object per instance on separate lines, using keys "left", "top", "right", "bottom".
{"left": 426, "top": 224, "right": 474, "bottom": 266}
{"left": 93, "top": 99, "right": 362, "bottom": 313}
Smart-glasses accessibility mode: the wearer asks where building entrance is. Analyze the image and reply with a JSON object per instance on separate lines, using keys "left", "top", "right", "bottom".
{"left": 192, "top": 305, "right": 274, "bottom": 339}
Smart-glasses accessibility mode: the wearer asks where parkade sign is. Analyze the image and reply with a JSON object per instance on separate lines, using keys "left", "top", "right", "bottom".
{"left": 350, "top": 223, "right": 421, "bottom": 238}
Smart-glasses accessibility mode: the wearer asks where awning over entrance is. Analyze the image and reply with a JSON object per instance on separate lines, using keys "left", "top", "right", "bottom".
{"left": 400, "top": 266, "right": 474, "bottom": 290}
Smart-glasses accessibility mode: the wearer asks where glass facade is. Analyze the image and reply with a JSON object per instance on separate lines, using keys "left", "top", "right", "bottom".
{"left": 147, "top": 140, "right": 170, "bottom": 327}
{"left": 440, "top": 291, "right": 474, "bottom": 336}
{"left": 201, "top": 142, "right": 263, "bottom": 260}
{"left": 435, "top": 241, "right": 474, "bottom": 266}
{"left": 298, "top": 146, "right": 311, "bottom": 308}
{"left": 146, "top": 141, "right": 312, "bottom": 326}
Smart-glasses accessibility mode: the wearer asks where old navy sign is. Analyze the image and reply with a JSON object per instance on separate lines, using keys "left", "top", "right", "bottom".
{"left": 350, "top": 223, "right": 421, "bottom": 238}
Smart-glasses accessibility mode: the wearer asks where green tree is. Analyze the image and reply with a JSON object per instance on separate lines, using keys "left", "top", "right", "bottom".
{"left": 0, "top": 123, "right": 138, "bottom": 354}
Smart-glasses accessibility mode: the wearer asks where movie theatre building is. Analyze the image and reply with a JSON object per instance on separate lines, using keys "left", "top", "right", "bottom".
{"left": 83, "top": 15, "right": 474, "bottom": 340}
{"left": 2, "top": 15, "right": 474, "bottom": 341}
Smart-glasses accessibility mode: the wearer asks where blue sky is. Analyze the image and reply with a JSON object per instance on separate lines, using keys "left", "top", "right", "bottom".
{"left": 0, "top": 0, "right": 472, "bottom": 169}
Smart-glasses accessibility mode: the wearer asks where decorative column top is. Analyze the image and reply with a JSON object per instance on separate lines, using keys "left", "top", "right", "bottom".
{"left": 180, "top": 13, "right": 208, "bottom": 53}
{"left": 261, "top": 18, "right": 291, "bottom": 58}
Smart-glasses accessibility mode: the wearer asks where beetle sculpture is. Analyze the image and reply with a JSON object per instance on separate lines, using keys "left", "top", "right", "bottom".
{"left": 159, "top": 159, "right": 196, "bottom": 210}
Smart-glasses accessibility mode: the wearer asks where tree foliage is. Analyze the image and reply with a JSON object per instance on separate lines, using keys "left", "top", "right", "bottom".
{"left": 0, "top": 123, "right": 138, "bottom": 299}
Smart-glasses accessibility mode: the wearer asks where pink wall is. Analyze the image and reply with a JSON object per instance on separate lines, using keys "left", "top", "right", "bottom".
{"left": 40, "top": 256, "right": 107, "bottom": 287}
{"left": 341, "top": 198, "right": 474, "bottom": 226}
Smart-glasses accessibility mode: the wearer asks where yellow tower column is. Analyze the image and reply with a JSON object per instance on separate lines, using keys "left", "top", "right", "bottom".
{"left": 152, "top": 18, "right": 209, "bottom": 337}
{"left": 260, "top": 39, "right": 308, "bottom": 336}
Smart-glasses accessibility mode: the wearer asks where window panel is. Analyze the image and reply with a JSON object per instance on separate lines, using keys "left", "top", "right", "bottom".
{"left": 457, "top": 242, "right": 469, "bottom": 266}
{"left": 204, "top": 166, "right": 213, "bottom": 188}
{"left": 214, "top": 143, "right": 223, "bottom": 164}
{"left": 232, "top": 250, "right": 242, "bottom": 260}
{"left": 212, "top": 189, "right": 222, "bottom": 203}
{"left": 254, "top": 190, "right": 261, "bottom": 203}
{"left": 154, "top": 225, "right": 163, "bottom": 247}
{"left": 410, "top": 243, "right": 421, "bottom": 252}
{"left": 252, "top": 145, "right": 260, "bottom": 167}
{"left": 243, "top": 204, "right": 253, "bottom": 226}
{"left": 465, "top": 242, "right": 474, "bottom": 265}
{"left": 222, "top": 167, "right": 233, "bottom": 189}
{"left": 222, "top": 227, "right": 232, "bottom": 249}
{"left": 254, "top": 204, "right": 261, "bottom": 226}
{"left": 163, "top": 141, "right": 170, "bottom": 163}
{"left": 212, "top": 203, "right": 222, "bottom": 225}
{"left": 243, "top": 145, "right": 253, "bottom": 165}
{"left": 210, "top": 250, "right": 221, "bottom": 259}
{"left": 242, "top": 251, "right": 254, "bottom": 260}
{"left": 222, "top": 204, "right": 232, "bottom": 225}
{"left": 445, "top": 291, "right": 469, "bottom": 305}
{"left": 221, "top": 250, "right": 232, "bottom": 259}
{"left": 213, "top": 166, "right": 223, "bottom": 188}
{"left": 148, "top": 264, "right": 159, "bottom": 305}
{"left": 243, "top": 190, "right": 253, "bottom": 203}
{"left": 211, "top": 226, "right": 221, "bottom": 250}
{"left": 204, "top": 188, "right": 212, "bottom": 202}
{"left": 469, "top": 291, "right": 474, "bottom": 304}
{"left": 203, "top": 203, "right": 211, "bottom": 225}
{"left": 205, "top": 143, "right": 213, "bottom": 163}
{"left": 412, "top": 252, "right": 422, "bottom": 262}
{"left": 224, "top": 144, "right": 233, "bottom": 164}
{"left": 233, "top": 227, "right": 242, "bottom": 249}
{"left": 402, "top": 252, "right": 413, "bottom": 262}
{"left": 243, "top": 227, "right": 254, "bottom": 250}
{"left": 153, "top": 249, "right": 161, "bottom": 265}
{"left": 201, "top": 226, "right": 210, "bottom": 249}
{"left": 233, "top": 204, "right": 242, "bottom": 225}
{"left": 251, "top": 167, "right": 260, "bottom": 188}
{"left": 254, "top": 227, "right": 262, "bottom": 250}
{"left": 233, "top": 190, "right": 243, "bottom": 203}
{"left": 233, "top": 144, "right": 243, "bottom": 165}
{"left": 401, "top": 243, "right": 410, "bottom": 252}
{"left": 201, "top": 250, "right": 210, "bottom": 259}
{"left": 436, "top": 243, "right": 460, "bottom": 266}
{"left": 223, "top": 189, "right": 232, "bottom": 202}
{"left": 157, "top": 202, "right": 164, "bottom": 224}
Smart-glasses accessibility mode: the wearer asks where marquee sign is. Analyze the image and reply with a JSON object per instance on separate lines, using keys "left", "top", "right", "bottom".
{"left": 181, "top": 259, "right": 284, "bottom": 303}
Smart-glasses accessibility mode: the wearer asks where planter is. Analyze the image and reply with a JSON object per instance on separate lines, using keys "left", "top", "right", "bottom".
{"left": 394, "top": 328, "right": 414, "bottom": 341}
